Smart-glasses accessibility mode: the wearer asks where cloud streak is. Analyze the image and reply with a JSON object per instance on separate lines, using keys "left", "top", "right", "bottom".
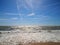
{"left": 11, "top": 17, "right": 18, "bottom": 20}
{"left": 27, "top": 13, "right": 50, "bottom": 20}
{"left": 4, "top": 13, "right": 18, "bottom": 15}
{"left": 0, "top": 17, "right": 18, "bottom": 21}
{"left": 0, "top": 19, "right": 8, "bottom": 20}
{"left": 16, "top": 0, "right": 42, "bottom": 11}
{"left": 27, "top": 13, "right": 35, "bottom": 16}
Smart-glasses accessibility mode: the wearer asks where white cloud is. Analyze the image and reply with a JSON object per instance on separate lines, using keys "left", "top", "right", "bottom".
{"left": 32, "top": 18, "right": 40, "bottom": 19}
{"left": 4, "top": 12, "right": 24, "bottom": 16}
{"left": 0, "top": 18, "right": 18, "bottom": 21}
{"left": 5, "top": 13, "right": 18, "bottom": 15}
{"left": 16, "top": 0, "right": 22, "bottom": 11}
{"left": 39, "top": 15, "right": 50, "bottom": 20}
{"left": 0, "top": 19, "right": 8, "bottom": 20}
{"left": 24, "top": 0, "right": 43, "bottom": 10}
{"left": 24, "top": 0, "right": 33, "bottom": 9}
{"left": 29, "top": 14, "right": 49, "bottom": 20}
{"left": 11, "top": 18, "right": 18, "bottom": 20}
{"left": 40, "top": 15, "right": 48, "bottom": 18}
{"left": 16, "top": 0, "right": 42, "bottom": 11}
{"left": 27, "top": 13, "right": 35, "bottom": 16}
{"left": 45, "top": 2, "right": 59, "bottom": 7}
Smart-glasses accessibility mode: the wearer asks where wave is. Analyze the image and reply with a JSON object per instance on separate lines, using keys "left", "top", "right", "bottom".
{"left": 0, "top": 26, "right": 60, "bottom": 31}
{"left": 0, "top": 26, "right": 60, "bottom": 45}
{"left": 0, "top": 30, "right": 60, "bottom": 45}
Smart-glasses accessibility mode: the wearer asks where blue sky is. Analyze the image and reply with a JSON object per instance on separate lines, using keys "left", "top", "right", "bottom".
{"left": 0, "top": 0, "right": 60, "bottom": 26}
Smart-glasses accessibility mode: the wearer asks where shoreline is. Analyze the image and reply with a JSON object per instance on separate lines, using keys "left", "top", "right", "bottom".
{"left": 18, "top": 42, "right": 60, "bottom": 45}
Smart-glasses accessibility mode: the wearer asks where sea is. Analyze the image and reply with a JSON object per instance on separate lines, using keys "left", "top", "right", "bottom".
{"left": 0, "top": 26, "right": 60, "bottom": 45}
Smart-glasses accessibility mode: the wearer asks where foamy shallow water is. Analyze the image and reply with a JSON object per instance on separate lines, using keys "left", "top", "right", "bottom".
{"left": 0, "top": 30, "right": 60, "bottom": 45}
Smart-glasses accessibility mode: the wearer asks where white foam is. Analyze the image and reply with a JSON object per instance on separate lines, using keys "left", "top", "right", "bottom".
{"left": 0, "top": 30, "right": 60, "bottom": 45}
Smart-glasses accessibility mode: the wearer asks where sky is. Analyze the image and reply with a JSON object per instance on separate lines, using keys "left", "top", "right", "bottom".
{"left": 0, "top": 0, "right": 60, "bottom": 26}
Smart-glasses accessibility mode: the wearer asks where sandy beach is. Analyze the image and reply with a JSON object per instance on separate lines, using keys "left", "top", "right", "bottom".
{"left": 29, "top": 42, "right": 60, "bottom": 45}
{"left": 18, "top": 42, "right": 60, "bottom": 45}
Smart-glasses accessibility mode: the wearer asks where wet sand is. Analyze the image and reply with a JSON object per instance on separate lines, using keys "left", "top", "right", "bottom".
{"left": 28, "top": 42, "right": 60, "bottom": 45}
{"left": 18, "top": 42, "right": 60, "bottom": 45}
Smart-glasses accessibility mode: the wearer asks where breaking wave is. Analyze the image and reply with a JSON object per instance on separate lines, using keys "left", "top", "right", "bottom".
{"left": 0, "top": 26, "right": 60, "bottom": 45}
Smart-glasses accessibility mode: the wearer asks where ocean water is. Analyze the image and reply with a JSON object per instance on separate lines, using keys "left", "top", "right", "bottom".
{"left": 0, "top": 26, "right": 60, "bottom": 45}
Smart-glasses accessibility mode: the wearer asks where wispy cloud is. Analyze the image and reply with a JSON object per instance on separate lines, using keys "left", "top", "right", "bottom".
{"left": 41, "top": 2, "right": 60, "bottom": 9}
{"left": 11, "top": 17, "right": 18, "bottom": 20}
{"left": 0, "top": 19, "right": 8, "bottom": 20}
{"left": 37, "top": 14, "right": 49, "bottom": 18}
{"left": 0, "top": 17, "right": 18, "bottom": 21}
{"left": 32, "top": 18, "right": 40, "bottom": 19}
{"left": 25, "top": 0, "right": 43, "bottom": 10}
{"left": 27, "top": 13, "right": 35, "bottom": 16}
{"left": 32, "top": 14, "right": 49, "bottom": 20}
{"left": 16, "top": 0, "right": 42, "bottom": 11}
{"left": 27, "top": 14, "right": 50, "bottom": 20}
{"left": 4, "top": 13, "right": 18, "bottom": 15}
{"left": 24, "top": 0, "right": 33, "bottom": 9}
{"left": 39, "top": 15, "right": 50, "bottom": 20}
